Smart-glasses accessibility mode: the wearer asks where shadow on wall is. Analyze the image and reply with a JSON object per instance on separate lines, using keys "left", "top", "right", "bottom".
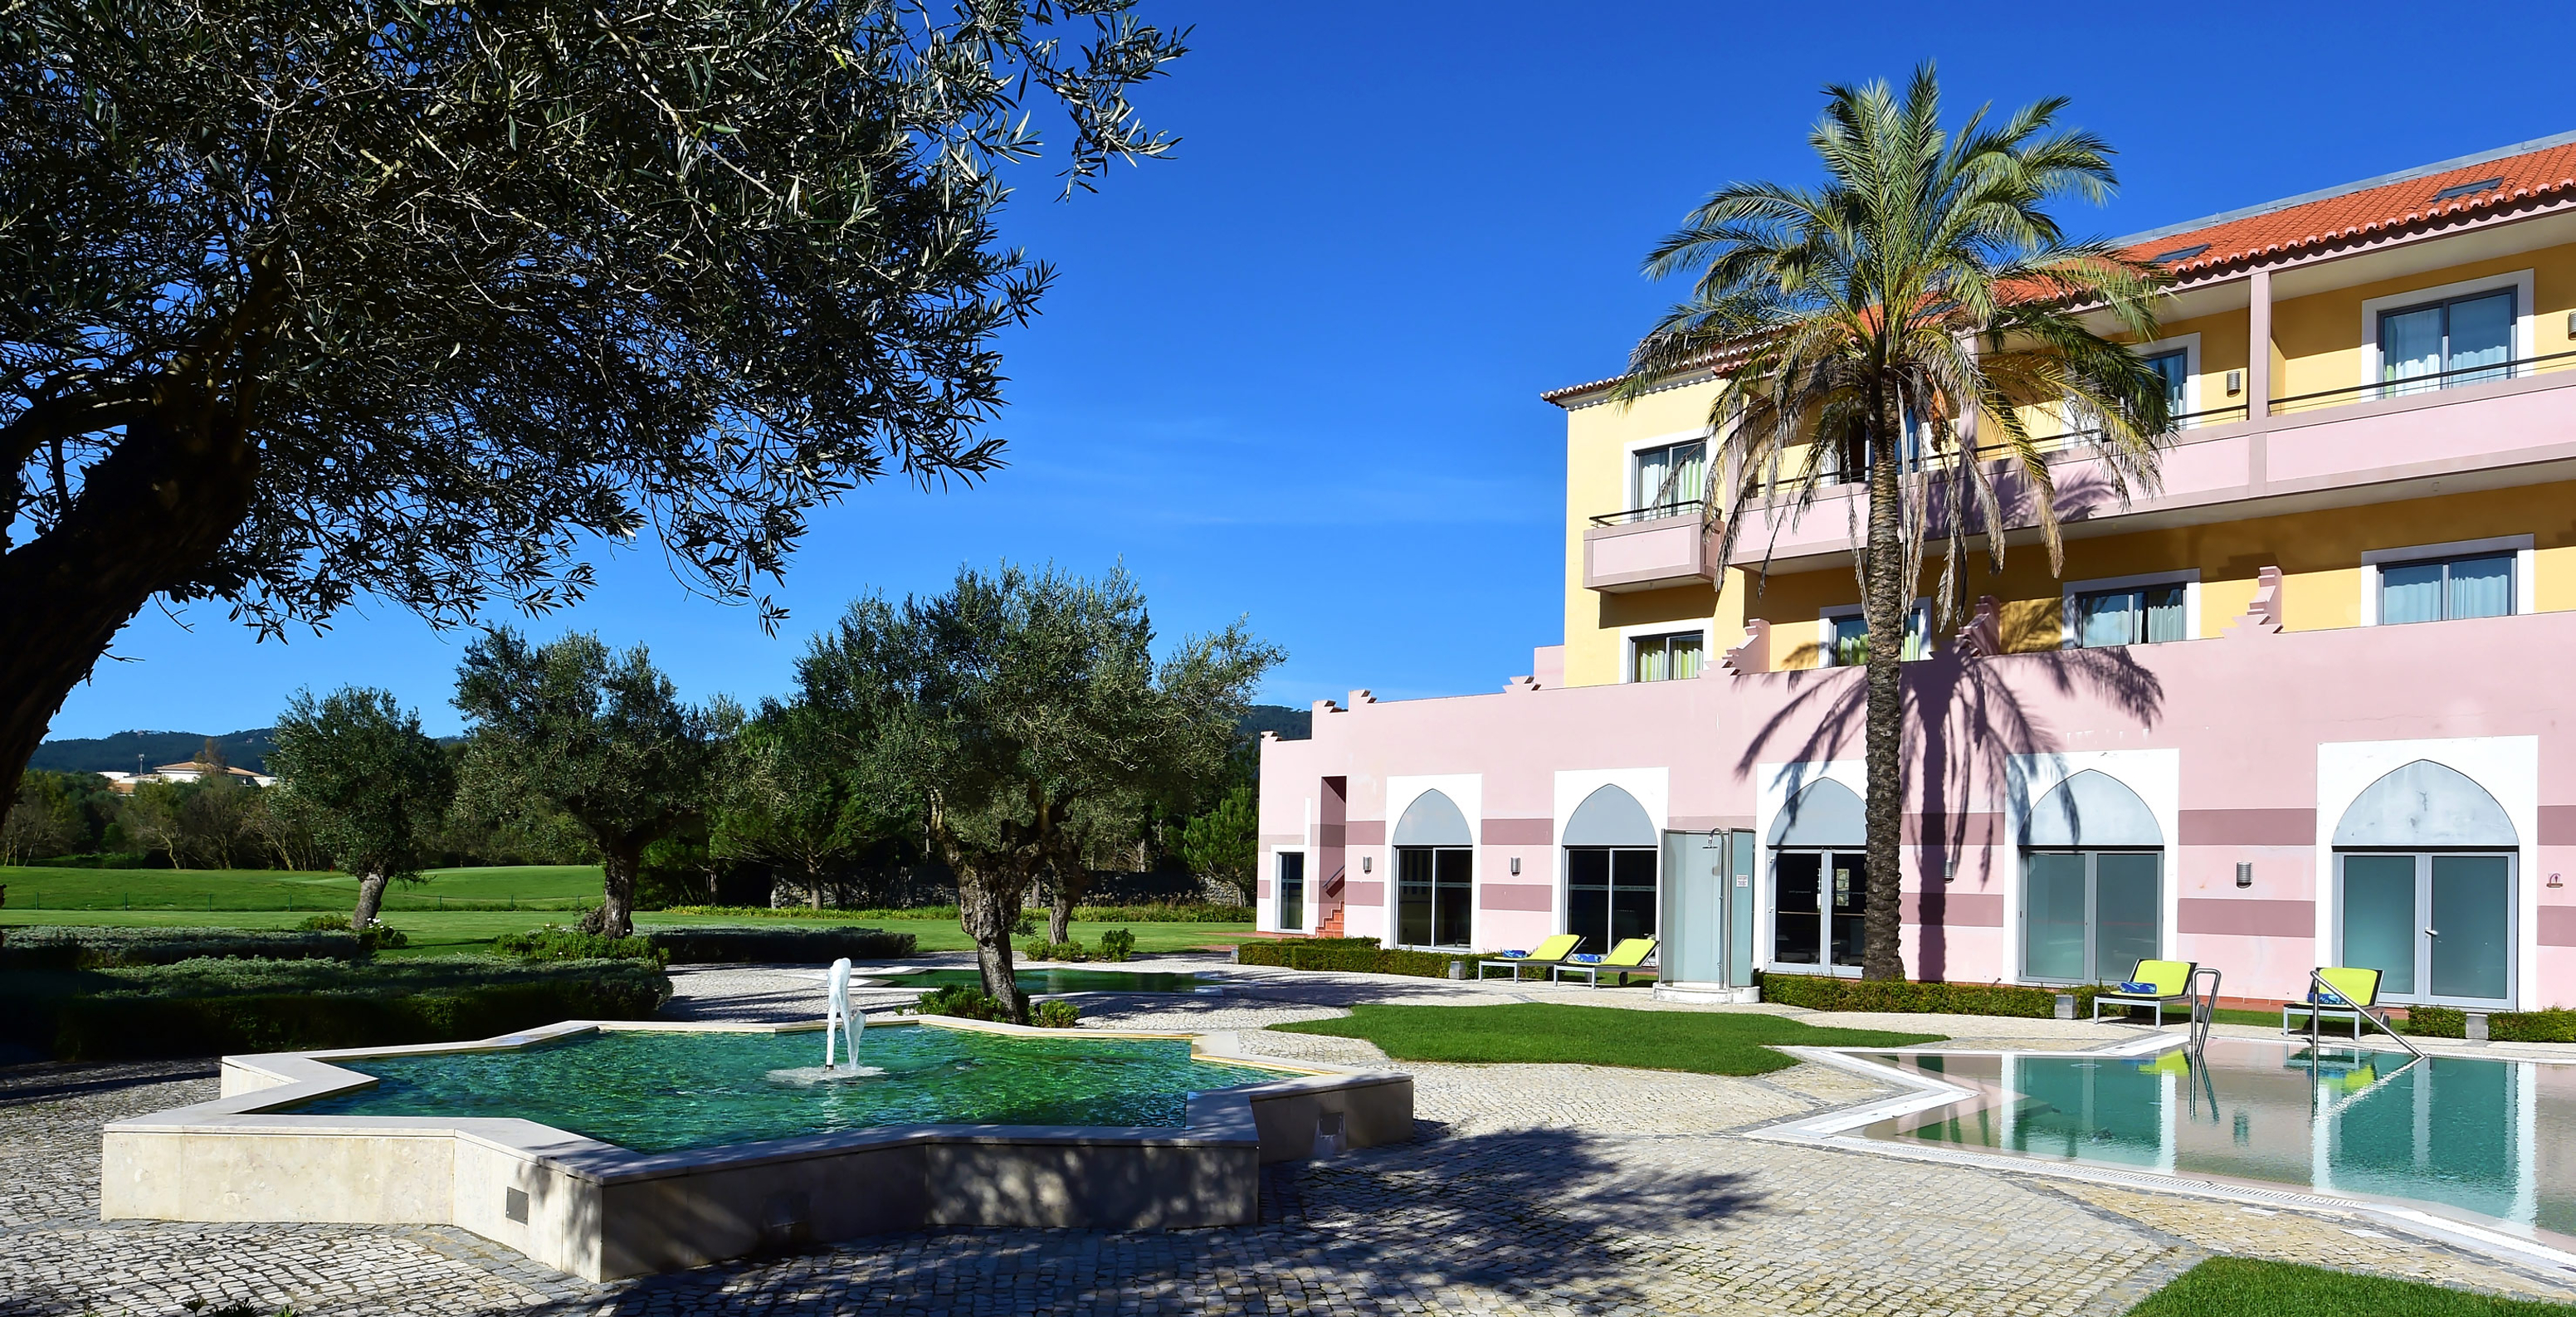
{"left": 530, "top": 1124, "right": 1762, "bottom": 1312}
{"left": 1734, "top": 642, "right": 2168, "bottom": 982}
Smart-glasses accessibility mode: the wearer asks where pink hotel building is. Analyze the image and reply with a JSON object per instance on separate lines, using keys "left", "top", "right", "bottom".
{"left": 1256, "top": 132, "right": 2576, "bottom": 1012}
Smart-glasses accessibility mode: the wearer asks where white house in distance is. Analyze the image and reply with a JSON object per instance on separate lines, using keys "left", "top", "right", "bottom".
{"left": 96, "top": 761, "right": 277, "bottom": 793}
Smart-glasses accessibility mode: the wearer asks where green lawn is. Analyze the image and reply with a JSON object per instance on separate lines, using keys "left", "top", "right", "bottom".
{"left": 2125, "top": 1258, "right": 2573, "bottom": 1315}
{"left": 1274, "top": 1002, "right": 1940, "bottom": 1076}
{"left": 0, "top": 864, "right": 598, "bottom": 913}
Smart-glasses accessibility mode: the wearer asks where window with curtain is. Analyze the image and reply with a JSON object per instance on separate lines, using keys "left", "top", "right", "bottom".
{"left": 1632, "top": 632, "right": 1704, "bottom": 682}
{"left": 2379, "top": 552, "right": 2515, "bottom": 624}
{"left": 2071, "top": 583, "right": 2188, "bottom": 647}
{"left": 1632, "top": 441, "right": 1705, "bottom": 515}
{"left": 1825, "top": 606, "right": 1930, "bottom": 666}
{"left": 2381, "top": 289, "right": 2515, "bottom": 398}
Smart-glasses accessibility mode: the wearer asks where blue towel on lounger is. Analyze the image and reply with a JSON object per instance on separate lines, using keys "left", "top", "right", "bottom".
{"left": 1497, "top": 950, "right": 1527, "bottom": 958}
{"left": 2305, "top": 990, "right": 2349, "bottom": 1006}
{"left": 1569, "top": 953, "right": 1603, "bottom": 964}
{"left": 2115, "top": 981, "right": 2157, "bottom": 995}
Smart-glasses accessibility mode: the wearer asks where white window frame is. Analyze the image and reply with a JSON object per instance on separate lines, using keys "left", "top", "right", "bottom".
{"left": 1621, "top": 622, "right": 1713, "bottom": 683}
{"left": 2359, "top": 534, "right": 2535, "bottom": 626}
{"left": 2059, "top": 569, "right": 2203, "bottom": 649}
{"left": 1817, "top": 600, "right": 1932, "bottom": 668}
{"left": 1622, "top": 427, "right": 1715, "bottom": 516}
{"left": 2134, "top": 332, "right": 2201, "bottom": 427}
{"left": 2359, "top": 270, "right": 2536, "bottom": 388}
{"left": 1271, "top": 846, "right": 1310, "bottom": 933}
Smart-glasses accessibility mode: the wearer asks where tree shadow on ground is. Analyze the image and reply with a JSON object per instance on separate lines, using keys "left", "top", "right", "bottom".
{"left": 536, "top": 1124, "right": 1763, "bottom": 1315}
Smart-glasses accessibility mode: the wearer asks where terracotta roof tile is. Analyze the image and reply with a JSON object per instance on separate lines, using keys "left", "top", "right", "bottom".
{"left": 2121, "top": 139, "right": 2576, "bottom": 276}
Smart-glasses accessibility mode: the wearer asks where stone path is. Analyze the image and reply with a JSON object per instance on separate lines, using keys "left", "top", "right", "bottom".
{"left": 5, "top": 955, "right": 2570, "bottom": 1316}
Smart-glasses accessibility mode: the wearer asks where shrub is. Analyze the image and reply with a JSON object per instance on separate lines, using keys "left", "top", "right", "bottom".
{"left": 650, "top": 901, "right": 1255, "bottom": 924}
{"left": 2492, "top": 1008, "right": 2576, "bottom": 1043}
{"left": 1021, "top": 939, "right": 1087, "bottom": 963}
{"left": 297, "top": 913, "right": 409, "bottom": 951}
{"left": 19, "top": 956, "right": 672, "bottom": 1060}
{"left": 2401, "top": 1006, "right": 2466, "bottom": 1037}
{"left": 1234, "top": 939, "right": 1474, "bottom": 979}
{"left": 1755, "top": 973, "right": 2067, "bottom": 1018}
{"left": 1032, "top": 999, "right": 1081, "bottom": 1028}
{"left": 1095, "top": 928, "right": 1135, "bottom": 962}
{"left": 1071, "top": 903, "right": 1253, "bottom": 924}
{"left": 493, "top": 924, "right": 665, "bottom": 964}
{"left": 915, "top": 984, "right": 1007, "bottom": 1022}
{"left": 0, "top": 926, "right": 369, "bottom": 970}
{"left": 643, "top": 925, "right": 915, "bottom": 964}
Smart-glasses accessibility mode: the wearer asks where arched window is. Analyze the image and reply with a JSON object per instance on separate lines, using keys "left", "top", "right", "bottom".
{"left": 1564, "top": 785, "right": 1656, "bottom": 954}
{"left": 1393, "top": 790, "right": 1473, "bottom": 949}
{"left": 1769, "top": 778, "right": 1866, "bottom": 974}
{"left": 2022, "top": 770, "right": 2162, "bottom": 985}
{"left": 2332, "top": 760, "right": 2517, "bottom": 1006}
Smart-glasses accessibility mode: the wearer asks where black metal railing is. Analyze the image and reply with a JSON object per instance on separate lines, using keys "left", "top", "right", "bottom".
{"left": 2271, "top": 347, "right": 2576, "bottom": 415}
{"left": 1588, "top": 500, "right": 1706, "bottom": 527}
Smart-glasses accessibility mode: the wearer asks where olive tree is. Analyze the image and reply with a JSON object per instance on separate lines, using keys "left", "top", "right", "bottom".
{"left": 269, "top": 686, "right": 455, "bottom": 924}
{"left": 455, "top": 630, "right": 733, "bottom": 937}
{"left": 801, "top": 565, "right": 1276, "bottom": 1021}
{"left": 0, "top": 0, "right": 1189, "bottom": 804}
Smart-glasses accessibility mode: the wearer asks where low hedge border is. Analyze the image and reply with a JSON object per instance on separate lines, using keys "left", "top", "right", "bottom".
{"left": 656, "top": 903, "right": 1254, "bottom": 924}
{"left": 1235, "top": 937, "right": 1477, "bottom": 978}
{"left": 1756, "top": 973, "right": 2114, "bottom": 1018}
{"left": 0, "top": 926, "right": 373, "bottom": 970}
{"left": 645, "top": 924, "right": 915, "bottom": 964}
{"left": 2401, "top": 1006, "right": 2576, "bottom": 1041}
{"left": 9, "top": 956, "right": 673, "bottom": 1060}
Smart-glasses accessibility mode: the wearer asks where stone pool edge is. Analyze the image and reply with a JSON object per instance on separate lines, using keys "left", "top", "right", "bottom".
{"left": 100, "top": 1017, "right": 1414, "bottom": 1282}
{"left": 1747, "top": 1039, "right": 2576, "bottom": 1283}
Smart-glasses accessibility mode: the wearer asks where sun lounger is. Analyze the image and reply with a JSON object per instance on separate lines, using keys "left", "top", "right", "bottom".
{"left": 2091, "top": 958, "right": 2198, "bottom": 1025}
{"left": 2281, "top": 967, "right": 2391, "bottom": 1042}
{"left": 1479, "top": 934, "right": 1583, "bottom": 980}
{"left": 1552, "top": 936, "right": 1658, "bottom": 988}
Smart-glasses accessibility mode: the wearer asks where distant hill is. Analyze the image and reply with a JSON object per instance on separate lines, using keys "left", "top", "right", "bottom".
{"left": 1238, "top": 704, "right": 1310, "bottom": 742}
{"left": 28, "top": 727, "right": 278, "bottom": 774}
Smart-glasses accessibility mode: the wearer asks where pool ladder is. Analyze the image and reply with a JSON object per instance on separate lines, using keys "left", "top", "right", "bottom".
{"left": 2300, "top": 968, "right": 2423, "bottom": 1059}
{"left": 2184, "top": 966, "right": 2222, "bottom": 1056}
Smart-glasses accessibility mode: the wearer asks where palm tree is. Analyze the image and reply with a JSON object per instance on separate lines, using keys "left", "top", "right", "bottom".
{"left": 1615, "top": 66, "right": 2174, "bottom": 980}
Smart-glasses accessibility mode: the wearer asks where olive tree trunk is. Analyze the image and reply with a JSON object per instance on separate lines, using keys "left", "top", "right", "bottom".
{"left": 1046, "top": 866, "right": 1093, "bottom": 946}
{"left": 352, "top": 870, "right": 392, "bottom": 925}
{"left": 1861, "top": 412, "right": 1909, "bottom": 982}
{"left": 598, "top": 841, "right": 642, "bottom": 939}
{"left": 958, "top": 868, "right": 1032, "bottom": 1022}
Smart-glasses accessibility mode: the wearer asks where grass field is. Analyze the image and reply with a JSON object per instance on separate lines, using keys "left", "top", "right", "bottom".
{"left": 0, "top": 864, "right": 1258, "bottom": 958}
{"left": 2124, "top": 1257, "right": 2573, "bottom": 1315}
{"left": 1276, "top": 1002, "right": 1942, "bottom": 1076}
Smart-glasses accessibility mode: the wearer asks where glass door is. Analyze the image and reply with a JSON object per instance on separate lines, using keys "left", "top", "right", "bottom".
{"left": 1276, "top": 851, "right": 1305, "bottom": 931}
{"left": 1772, "top": 850, "right": 1866, "bottom": 975}
{"left": 2022, "top": 851, "right": 2163, "bottom": 983}
{"left": 2337, "top": 852, "right": 2515, "bottom": 1006}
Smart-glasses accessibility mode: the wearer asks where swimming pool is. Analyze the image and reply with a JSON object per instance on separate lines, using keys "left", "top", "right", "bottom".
{"left": 859, "top": 968, "right": 1216, "bottom": 994}
{"left": 1847, "top": 1040, "right": 2576, "bottom": 1246}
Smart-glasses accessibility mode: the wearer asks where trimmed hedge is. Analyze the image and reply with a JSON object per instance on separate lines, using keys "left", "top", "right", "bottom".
{"left": 12, "top": 956, "right": 672, "bottom": 1060}
{"left": 1235, "top": 938, "right": 1474, "bottom": 978}
{"left": 2400, "top": 1006, "right": 2576, "bottom": 1041}
{"left": 1758, "top": 973, "right": 2110, "bottom": 1018}
{"left": 655, "top": 902, "right": 1255, "bottom": 924}
{"left": 493, "top": 925, "right": 665, "bottom": 963}
{"left": 0, "top": 925, "right": 372, "bottom": 970}
{"left": 645, "top": 924, "right": 915, "bottom": 964}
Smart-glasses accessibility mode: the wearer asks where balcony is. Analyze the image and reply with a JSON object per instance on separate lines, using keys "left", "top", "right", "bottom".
{"left": 1725, "top": 353, "right": 2576, "bottom": 573}
{"left": 1583, "top": 504, "right": 1717, "bottom": 593}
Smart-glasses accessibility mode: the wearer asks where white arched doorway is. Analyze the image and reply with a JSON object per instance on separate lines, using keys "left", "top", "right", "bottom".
{"left": 1393, "top": 789, "right": 1474, "bottom": 949}
{"left": 1563, "top": 784, "right": 1656, "bottom": 954}
{"left": 1769, "top": 779, "right": 1866, "bottom": 974}
{"left": 2333, "top": 760, "right": 2517, "bottom": 1007}
{"left": 2020, "top": 770, "right": 2164, "bottom": 985}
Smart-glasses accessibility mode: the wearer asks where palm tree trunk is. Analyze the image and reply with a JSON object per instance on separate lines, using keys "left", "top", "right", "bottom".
{"left": 1861, "top": 417, "right": 1907, "bottom": 982}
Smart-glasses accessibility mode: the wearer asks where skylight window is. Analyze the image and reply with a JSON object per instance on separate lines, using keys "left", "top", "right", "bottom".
{"left": 2150, "top": 243, "right": 2211, "bottom": 265}
{"left": 2431, "top": 176, "right": 2505, "bottom": 202}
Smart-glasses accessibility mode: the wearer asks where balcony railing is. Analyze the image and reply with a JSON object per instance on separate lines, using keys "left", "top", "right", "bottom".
{"left": 2271, "top": 348, "right": 2576, "bottom": 415}
{"left": 1589, "top": 500, "right": 1706, "bottom": 527}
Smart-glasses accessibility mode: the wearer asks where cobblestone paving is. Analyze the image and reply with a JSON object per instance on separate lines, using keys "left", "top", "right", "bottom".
{"left": 7, "top": 965, "right": 2570, "bottom": 1315}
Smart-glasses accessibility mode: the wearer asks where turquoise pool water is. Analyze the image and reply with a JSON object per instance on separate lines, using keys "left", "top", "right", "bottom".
{"left": 290, "top": 1027, "right": 1284, "bottom": 1153}
{"left": 1856, "top": 1041, "right": 2576, "bottom": 1241}
{"left": 863, "top": 968, "right": 1212, "bottom": 994}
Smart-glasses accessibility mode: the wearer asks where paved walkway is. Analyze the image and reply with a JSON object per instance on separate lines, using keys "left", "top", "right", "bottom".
{"left": 6, "top": 953, "right": 2571, "bottom": 1315}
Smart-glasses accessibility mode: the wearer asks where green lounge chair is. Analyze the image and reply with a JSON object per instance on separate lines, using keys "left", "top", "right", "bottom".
{"left": 1479, "top": 934, "right": 1583, "bottom": 981}
{"left": 2281, "top": 967, "right": 2390, "bottom": 1042}
{"left": 2091, "top": 958, "right": 2198, "bottom": 1025}
{"left": 1553, "top": 936, "right": 1658, "bottom": 988}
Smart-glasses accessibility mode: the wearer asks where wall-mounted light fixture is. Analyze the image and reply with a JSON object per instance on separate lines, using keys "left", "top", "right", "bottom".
{"left": 2553, "top": 871, "right": 2565, "bottom": 890}
{"left": 1509, "top": 856, "right": 1521, "bottom": 876}
{"left": 2224, "top": 368, "right": 2244, "bottom": 396}
{"left": 1943, "top": 856, "right": 1957, "bottom": 884}
{"left": 1360, "top": 856, "right": 1372, "bottom": 874}
{"left": 2236, "top": 861, "right": 2254, "bottom": 889}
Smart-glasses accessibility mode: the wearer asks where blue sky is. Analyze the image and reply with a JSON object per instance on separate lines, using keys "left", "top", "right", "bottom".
{"left": 46, "top": 0, "right": 2573, "bottom": 739}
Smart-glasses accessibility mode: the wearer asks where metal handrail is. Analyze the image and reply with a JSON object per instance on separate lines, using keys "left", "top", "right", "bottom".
{"left": 2301, "top": 968, "right": 2422, "bottom": 1058}
{"left": 2271, "top": 347, "right": 2576, "bottom": 414}
{"left": 1588, "top": 500, "right": 1708, "bottom": 527}
{"left": 2186, "top": 966, "right": 2222, "bottom": 1056}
